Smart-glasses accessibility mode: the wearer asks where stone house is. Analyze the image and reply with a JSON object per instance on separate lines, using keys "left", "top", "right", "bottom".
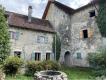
{"left": 5, "top": 6, "right": 55, "bottom": 61}
{"left": 42, "top": 0, "right": 106, "bottom": 67}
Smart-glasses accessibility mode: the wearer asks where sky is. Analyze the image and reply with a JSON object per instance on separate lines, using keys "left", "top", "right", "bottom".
{"left": 0, "top": 0, "right": 91, "bottom": 18}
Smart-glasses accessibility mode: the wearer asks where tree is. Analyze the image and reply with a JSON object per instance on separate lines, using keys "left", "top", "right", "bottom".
{"left": 97, "top": 0, "right": 106, "bottom": 37}
{"left": 0, "top": 5, "right": 10, "bottom": 63}
{"left": 52, "top": 33, "right": 61, "bottom": 61}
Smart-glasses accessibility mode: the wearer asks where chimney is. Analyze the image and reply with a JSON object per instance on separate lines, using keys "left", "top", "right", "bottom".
{"left": 48, "top": 0, "right": 55, "bottom": 2}
{"left": 28, "top": 5, "right": 32, "bottom": 22}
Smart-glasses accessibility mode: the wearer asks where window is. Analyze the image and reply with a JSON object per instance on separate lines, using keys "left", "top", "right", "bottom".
{"left": 45, "top": 37, "right": 48, "bottom": 43}
{"left": 35, "top": 53, "right": 41, "bottom": 61}
{"left": 83, "top": 29, "right": 88, "bottom": 38}
{"left": 77, "top": 53, "right": 82, "bottom": 59}
{"left": 9, "top": 31, "right": 19, "bottom": 40}
{"left": 37, "top": 36, "right": 48, "bottom": 43}
{"left": 46, "top": 53, "right": 50, "bottom": 60}
{"left": 89, "top": 10, "right": 95, "bottom": 17}
{"left": 14, "top": 51, "right": 21, "bottom": 58}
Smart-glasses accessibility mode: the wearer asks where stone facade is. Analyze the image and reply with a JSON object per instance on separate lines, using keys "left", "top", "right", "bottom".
{"left": 45, "top": 1, "right": 106, "bottom": 67}
{"left": 8, "top": 25, "right": 54, "bottom": 61}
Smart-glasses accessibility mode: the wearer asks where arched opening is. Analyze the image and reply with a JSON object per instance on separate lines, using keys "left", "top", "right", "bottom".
{"left": 64, "top": 51, "right": 71, "bottom": 66}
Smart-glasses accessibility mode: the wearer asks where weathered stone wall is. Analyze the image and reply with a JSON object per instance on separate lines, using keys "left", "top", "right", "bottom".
{"left": 45, "top": 3, "right": 105, "bottom": 67}
{"left": 45, "top": 3, "right": 72, "bottom": 63}
{"left": 61, "top": 4, "right": 105, "bottom": 67}
{"left": 46, "top": 3, "right": 71, "bottom": 34}
{"left": 9, "top": 27, "right": 54, "bottom": 61}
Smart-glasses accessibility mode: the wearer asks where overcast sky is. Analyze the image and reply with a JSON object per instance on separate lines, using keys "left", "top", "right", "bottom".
{"left": 0, "top": 0, "right": 91, "bottom": 18}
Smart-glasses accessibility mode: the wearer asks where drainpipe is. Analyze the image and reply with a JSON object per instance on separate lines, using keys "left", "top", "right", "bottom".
{"left": 54, "top": 34, "right": 56, "bottom": 61}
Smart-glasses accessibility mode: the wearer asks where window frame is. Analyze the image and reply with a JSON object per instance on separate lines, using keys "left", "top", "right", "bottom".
{"left": 46, "top": 53, "right": 50, "bottom": 60}
{"left": 76, "top": 53, "right": 82, "bottom": 59}
{"left": 35, "top": 53, "right": 41, "bottom": 61}
{"left": 14, "top": 51, "right": 21, "bottom": 58}
{"left": 83, "top": 29, "right": 88, "bottom": 39}
{"left": 37, "top": 36, "right": 48, "bottom": 44}
{"left": 9, "top": 31, "right": 19, "bottom": 40}
{"left": 89, "top": 10, "right": 96, "bottom": 17}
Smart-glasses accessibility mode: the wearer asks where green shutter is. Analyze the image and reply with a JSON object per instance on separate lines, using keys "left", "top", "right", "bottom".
{"left": 77, "top": 53, "right": 82, "bottom": 59}
{"left": 31, "top": 52, "right": 35, "bottom": 61}
{"left": 15, "top": 32, "right": 20, "bottom": 40}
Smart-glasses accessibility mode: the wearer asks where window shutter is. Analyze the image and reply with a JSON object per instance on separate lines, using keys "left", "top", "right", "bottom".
{"left": 80, "top": 30, "right": 83, "bottom": 39}
{"left": 88, "top": 28, "right": 93, "bottom": 38}
{"left": 77, "top": 53, "right": 82, "bottom": 59}
{"left": 37, "top": 36, "right": 40, "bottom": 43}
{"left": 15, "top": 32, "right": 20, "bottom": 40}
{"left": 31, "top": 52, "right": 35, "bottom": 61}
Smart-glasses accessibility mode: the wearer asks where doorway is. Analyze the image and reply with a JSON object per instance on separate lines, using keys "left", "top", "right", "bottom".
{"left": 64, "top": 51, "right": 71, "bottom": 66}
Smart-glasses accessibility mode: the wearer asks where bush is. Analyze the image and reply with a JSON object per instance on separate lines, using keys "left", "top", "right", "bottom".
{"left": 87, "top": 48, "right": 106, "bottom": 77}
{"left": 25, "top": 61, "right": 43, "bottom": 76}
{"left": 3, "top": 56, "right": 23, "bottom": 76}
{"left": 42, "top": 60, "right": 61, "bottom": 70}
{"left": 25, "top": 60, "right": 61, "bottom": 76}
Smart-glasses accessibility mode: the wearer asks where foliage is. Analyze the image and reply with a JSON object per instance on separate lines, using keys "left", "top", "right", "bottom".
{"left": 25, "top": 60, "right": 61, "bottom": 76}
{"left": 25, "top": 61, "right": 43, "bottom": 76}
{"left": 42, "top": 60, "right": 61, "bottom": 70}
{"left": 0, "top": 5, "right": 10, "bottom": 63}
{"left": 61, "top": 66, "right": 95, "bottom": 80}
{"left": 87, "top": 48, "right": 106, "bottom": 77}
{"left": 52, "top": 33, "right": 61, "bottom": 61}
{"left": 6, "top": 74, "right": 33, "bottom": 80}
{"left": 3, "top": 56, "right": 23, "bottom": 76}
{"left": 96, "top": 0, "right": 106, "bottom": 37}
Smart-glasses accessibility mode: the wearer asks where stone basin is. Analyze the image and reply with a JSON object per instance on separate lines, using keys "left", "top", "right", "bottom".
{"left": 34, "top": 70, "right": 67, "bottom": 80}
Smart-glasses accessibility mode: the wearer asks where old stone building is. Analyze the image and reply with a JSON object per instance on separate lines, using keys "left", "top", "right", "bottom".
{"left": 5, "top": 6, "right": 55, "bottom": 61}
{"left": 42, "top": 0, "right": 106, "bottom": 67}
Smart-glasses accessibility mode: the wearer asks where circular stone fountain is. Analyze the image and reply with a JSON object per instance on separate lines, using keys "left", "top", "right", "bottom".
{"left": 34, "top": 70, "right": 67, "bottom": 80}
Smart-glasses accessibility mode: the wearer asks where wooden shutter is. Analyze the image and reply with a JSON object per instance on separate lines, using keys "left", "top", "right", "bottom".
{"left": 88, "top": 28, "right": 93, "bottom": 38}
{"left": 80, "top": 30, "right": 83, "bottom": 39}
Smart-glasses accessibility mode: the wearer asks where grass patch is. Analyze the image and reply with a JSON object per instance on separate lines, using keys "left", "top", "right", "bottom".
{"left": 6, "top": 74, "right": 33, "bottom": 80}
{"left": 61, "top": 66, "right": 95, "bottom": 80}
{"left": 5, "top": 66, "right": 96, "bottom": 80}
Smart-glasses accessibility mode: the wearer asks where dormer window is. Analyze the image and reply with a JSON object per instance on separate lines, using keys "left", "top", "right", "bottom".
{"left": 89, "top": 10, "right": 95, "bottom": 17}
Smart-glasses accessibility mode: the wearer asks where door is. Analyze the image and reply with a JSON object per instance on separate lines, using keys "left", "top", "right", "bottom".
{"left": 64, "top": 51, "right": 71, "bottom": 66}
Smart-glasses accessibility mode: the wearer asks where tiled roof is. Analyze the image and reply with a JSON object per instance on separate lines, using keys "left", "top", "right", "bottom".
{"left": 6, "top": 12, "right": 55, "bottom": 33}
{"left": 42, "top": 1, "right": 74, "bottom": 19}
{"left": 42, "top": 0, "right": 99, "bottom": 19}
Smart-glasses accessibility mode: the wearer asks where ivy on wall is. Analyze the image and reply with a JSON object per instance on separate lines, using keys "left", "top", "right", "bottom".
{"left": 96, "top": 0, "right": 106, "bottom": 37}
{"left": 52, "top": 33, "right": 61, "bottom": 61}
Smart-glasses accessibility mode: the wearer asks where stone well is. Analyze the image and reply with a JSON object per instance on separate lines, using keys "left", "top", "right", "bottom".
{"left": 34, "top": 70, "right": 67, "bottom": 80}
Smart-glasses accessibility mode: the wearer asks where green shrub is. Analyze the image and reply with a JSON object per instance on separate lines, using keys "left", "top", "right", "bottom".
{"left": 3, "top": 56, "right": 23, "bottom": 76}
{"left": 87, "top": 48, "right": 106, "bottom": 77}
{"left": 25, "top": 61, "right": 43, "bottom": 76}
{"left": 25, "top": 60, "right": 61, "bottom": 76}
{"left": 42, "top": 60, "right": 61, "bottom": 71}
